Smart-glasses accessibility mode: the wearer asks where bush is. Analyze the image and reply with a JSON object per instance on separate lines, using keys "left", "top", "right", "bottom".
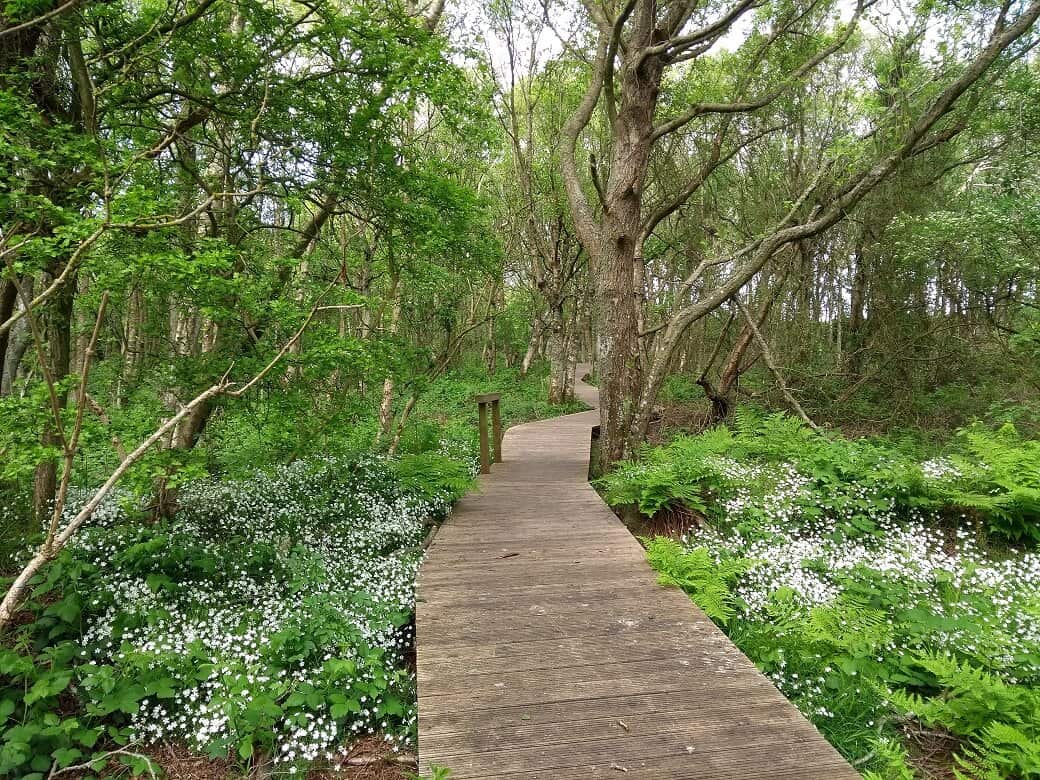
{"left": 931, "top": 423, "right": 1040, "bottom": 541}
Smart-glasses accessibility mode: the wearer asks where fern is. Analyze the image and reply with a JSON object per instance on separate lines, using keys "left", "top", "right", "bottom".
{"left": 597, "top": 433, "right": 730, "bottom": 516}
{"left": 804, "top": 595, "right": 892, "bottom": 656}
{"left": 860, "top": 737, "right": 917, "bottom": 780}
{"left": 895, "top": 653, "right": 1026, "bottom": 734}
{"left": 939, "top": 423, "right": 1040, "bottom": 541}
{"left": 893, "top": 653, "right": 1040, "bottom": 778}
{"left": 735, "top": 409, "right": 819, "bottom": 459}
{"left": 643, "top": 538, "right": 753, "bottom": 625}
{"left": 732, "top": 405, "right": 767, "bottom": 439}
{"left": 955, "top": 722, "right": 1040, "bottom": 779}
{"left": 395, "top": 453, "right": 474, "bottom": 503}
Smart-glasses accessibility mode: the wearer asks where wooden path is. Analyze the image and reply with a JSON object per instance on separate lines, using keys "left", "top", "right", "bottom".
{"left": 415, "top": 370, "right": 859, "bottom": 779}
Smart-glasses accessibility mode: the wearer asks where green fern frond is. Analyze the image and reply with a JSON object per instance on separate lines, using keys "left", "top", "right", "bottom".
{"left": 955, "top": 721, "right": 1040, "bottom": 779}
{"left": 643, "top": 538, "right": 754, "bottom": 626}
{"left": 804, "top": 595, "right": 891, "bottom": 653}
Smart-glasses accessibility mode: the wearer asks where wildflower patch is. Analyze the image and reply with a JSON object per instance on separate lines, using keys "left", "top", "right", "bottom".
{"left": 1, "top": 451, "right": 474, "bottom": 776}
{"left": 601, "top": 411, "right": 1040, "bottom": 777}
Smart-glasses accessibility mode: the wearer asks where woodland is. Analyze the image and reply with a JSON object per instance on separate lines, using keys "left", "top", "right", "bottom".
{"left": 1, "top": 0, "right": 1040, "bottom": 777}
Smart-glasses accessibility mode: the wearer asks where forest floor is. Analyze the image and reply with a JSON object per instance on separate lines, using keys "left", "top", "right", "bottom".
{"left": 78, "top": 740, "right": 415, "bottom": 780}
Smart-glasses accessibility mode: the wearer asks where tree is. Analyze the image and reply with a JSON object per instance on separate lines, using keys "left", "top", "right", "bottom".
{"left": 558, "top": 0, "right": 1040, "bottom": 465}
{"left": 485, "top": 4, "right": 592, "bottom": 400}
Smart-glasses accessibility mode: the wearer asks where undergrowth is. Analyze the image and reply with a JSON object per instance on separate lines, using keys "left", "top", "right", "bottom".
{"left": 0, "top": 449, "right": 475, "bottom": 777}
{"left": 601, "top": 409, "right": 1040, "bottom": 778}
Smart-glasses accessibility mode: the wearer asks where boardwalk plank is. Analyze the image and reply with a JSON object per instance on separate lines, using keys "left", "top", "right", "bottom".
{"left": 415, "top": 368, "right": 859, "bottom": 778}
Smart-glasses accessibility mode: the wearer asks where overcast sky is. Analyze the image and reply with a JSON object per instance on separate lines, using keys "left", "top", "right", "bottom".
{"left": 446, "top": 0, "right": 949, "bottom": 87}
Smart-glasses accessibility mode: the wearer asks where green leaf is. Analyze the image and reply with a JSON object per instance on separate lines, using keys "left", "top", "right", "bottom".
{"left": 148, "top": 677, "right": 178, "bottom": 699}
{"left": 25, "top": 672, "right": 72, "bottom": 705}
{"left": 51, "top": 747, "right": 83, "bottom": 768}
{"left": 95, "top": 684, "right": 146, "bottom": 715}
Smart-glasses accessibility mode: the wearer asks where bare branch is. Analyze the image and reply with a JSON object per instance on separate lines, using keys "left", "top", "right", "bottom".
{"left": 734, "top": 296, "right": 819, "bottom": 429}
{"left": 643, "top": 0, "right": 762, "bottom": 63}
{"left": 604, "top": 0, "right": 639, "bottom": 131}
{"left": 48, "top": 744, "right": 157, "bottom": 779}
{"left": 641, "top": 121, "right": 784, "bottom": 241}
{"left": 0, "top": 380, "right": 228, "bottom": 631}
{"left": 560, "top": 33, "right": 609, "bottom": 256}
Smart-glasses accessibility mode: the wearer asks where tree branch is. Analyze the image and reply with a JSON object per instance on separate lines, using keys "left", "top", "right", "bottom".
{"left": 733, "top": 296, "right": 818, "bottom": 429}
{"left": 0, "top": 0, "right": 80, "bottom": 39}
{"left": 560, "top": 32, "right": 609, "bottom": 257}
{"left": 651, "top": 0, "right": 868, "bottom": 142}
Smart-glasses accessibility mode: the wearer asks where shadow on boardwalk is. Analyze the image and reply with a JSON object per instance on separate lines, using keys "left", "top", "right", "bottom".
{"left": 415, "top": 368, "right": 858, "bottom": 779}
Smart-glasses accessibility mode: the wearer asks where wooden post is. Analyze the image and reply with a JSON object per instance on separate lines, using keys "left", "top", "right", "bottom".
{"left": 491, "top": 398, "right": 502, "bottom": 464}
{"left": 478, "top": 400, "right": 490, "bottom": 474}
{"left": 474, "top": 393, "right": 501, "bottom": 474}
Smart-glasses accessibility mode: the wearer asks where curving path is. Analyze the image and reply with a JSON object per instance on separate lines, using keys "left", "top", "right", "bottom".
{"left": 415, "top": 368, "right": 858, "bottom": 779}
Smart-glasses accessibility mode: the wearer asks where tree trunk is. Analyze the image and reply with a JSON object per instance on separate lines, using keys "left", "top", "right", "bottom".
{"left": 846, "top": 242, "right": 869, "bottom": 376}
{"left": 592, "top": 48, "right": 664, "bottom": 464}
{"left": 547, "top": 330, "right": 569, "bottom": 405}
{"left": 32, "top": 265, "right": 77, "bottom": 523}
{"left": 699, "top": 271, "right": 785, "bottom": 422}
{"left": 519, "top": 320, "right": 543, "bottom": 377}
{"left": 1, "top": 327, "right": 29, "bottom": 396}
{"left": 0, "top": 278, "right": 17, "bottom": 384}
{"left": 118, "top": 286, "right": 146, "bottom": 406}
{"left": 565, "top": 340, "right": 578, "bottom": 401}
{"left": 377, "top": 282, "right": 402, "bottom": 441}
{"left": 546, "top": 299, "right": 576, "bottom": 404}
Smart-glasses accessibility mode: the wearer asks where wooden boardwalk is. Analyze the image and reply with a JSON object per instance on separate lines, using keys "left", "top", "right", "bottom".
{"left": 415, "top": 371, "right": 858, "bottom": 779}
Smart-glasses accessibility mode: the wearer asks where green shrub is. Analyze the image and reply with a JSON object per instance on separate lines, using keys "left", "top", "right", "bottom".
{"left": 395, "top": 452, "right": 475, "bottom": 504}
{"left": 601, "top": 410, "right": 1040, "bottom": 541}
{"left": 892, "top": 654, "right": 1040, "bottom": 778}
{"left": 0, "top": 452, "right": 467, "bottom": 776}
{"left": 657, "top": 374, "right": 703, "bottom": 403}
{"left": 933, "top": 423, "right": 1040, "bottom": 541}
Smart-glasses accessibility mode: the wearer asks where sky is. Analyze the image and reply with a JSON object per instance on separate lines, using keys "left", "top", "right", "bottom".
{"left": 445, "top": 0, "right": 948, "bottom": 86}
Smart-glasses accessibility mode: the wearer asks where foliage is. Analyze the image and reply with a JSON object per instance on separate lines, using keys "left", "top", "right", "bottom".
{"left": 0, "top": 639, "right": 131, "bottom": 777}
{"left": 627, "top": 417, "right": 1040, "bottom": 775}
{"left": 602, "top": 410, "right": 1040, "bottom": 541}
{"left": 0, "top": 453, "right": 471, "bottom": 776}
{"left": 598, "top": 427, "right": 735, "bottom": 515}
{"left": 417, "top": 362, "right": 589, "bottom": 434}
{"left": 643, "top": 538, "right": 753, "bottom": 624}
{"left": 892, "top": 654, "right": 1040, "bottom": 779}
{"left": 411, "top": 765, "right": 454, "bottom": 780}
{"left": 2, "top": 0, "right": 1040, "bottom": 773}
{"left": 934, "top": 424, "right": 1040, "bottom": 542}
{"left": 395, "top": 453, "right": 475, "bottom": 504}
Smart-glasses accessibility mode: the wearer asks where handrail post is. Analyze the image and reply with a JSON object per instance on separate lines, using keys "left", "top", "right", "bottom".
{"left": 478, "top": 400, "right": 490, "bottom": 474}
{"left": 491, "top": 397, "right": 502, "bottom": 464}
{"left": 474, "top": 393, "right": 502, "bottom": 474}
